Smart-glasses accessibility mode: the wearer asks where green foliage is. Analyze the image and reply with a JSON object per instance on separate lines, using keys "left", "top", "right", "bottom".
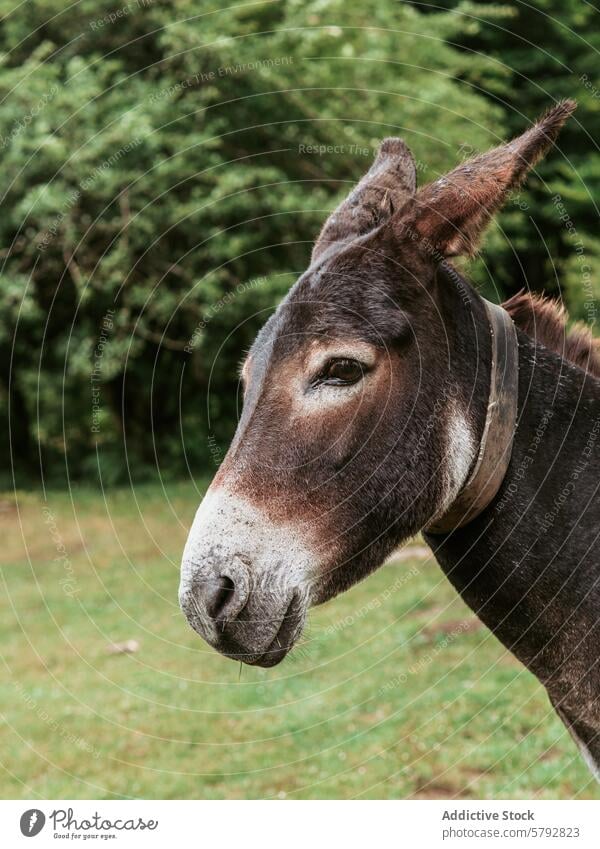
{"left": 0, "top": 0, "right": 501, "bottom": 482}
{"left": 441, "top": 0, "right": 600, "bottom": 323}
{"left": 1, "top": 1, "right": 596, "bottom": 483}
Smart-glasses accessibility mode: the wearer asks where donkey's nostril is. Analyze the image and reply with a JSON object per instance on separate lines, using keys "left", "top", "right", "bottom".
{"left": 205, "top": 574, "right": 237, "bottom": 620}
{"left": 183, "top": 556, "right": 250, "bottom": 632}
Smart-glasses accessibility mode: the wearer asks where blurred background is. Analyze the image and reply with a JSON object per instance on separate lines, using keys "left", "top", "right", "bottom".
{"left": 1, "top": 0, "right": 599, "bottom": 800}
{"left": 1, "top": 0, "right": 599, "bottom": 486}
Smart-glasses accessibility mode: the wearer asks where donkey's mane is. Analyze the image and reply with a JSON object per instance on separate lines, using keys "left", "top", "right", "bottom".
{"left": 503, "top": 291, "right": 600, "bottom": 378}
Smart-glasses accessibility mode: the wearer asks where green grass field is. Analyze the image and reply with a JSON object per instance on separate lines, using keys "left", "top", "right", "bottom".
{"left": 0, "top": 482, "right": 596, "bottom": 799}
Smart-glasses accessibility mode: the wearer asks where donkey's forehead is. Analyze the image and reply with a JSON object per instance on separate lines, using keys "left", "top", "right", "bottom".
{"left": 249, "top": 278, "right": 378, "bottom": 366}
{"left": 245, "top": 231, "right": 413, "bottom": 379}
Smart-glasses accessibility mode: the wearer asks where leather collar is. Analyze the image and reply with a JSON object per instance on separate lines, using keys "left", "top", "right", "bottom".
{"left": 426, "top": 299, "right": 519, "bottom": 535}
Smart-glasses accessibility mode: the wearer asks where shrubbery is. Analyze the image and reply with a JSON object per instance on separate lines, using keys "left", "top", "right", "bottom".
{"left": 0, "top": 1, "right": 595, "bottom": 485}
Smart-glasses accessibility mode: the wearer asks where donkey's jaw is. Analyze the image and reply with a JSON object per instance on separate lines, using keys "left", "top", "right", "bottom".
{"left": 179, "top": 486, "right": 317, "bottom": 665}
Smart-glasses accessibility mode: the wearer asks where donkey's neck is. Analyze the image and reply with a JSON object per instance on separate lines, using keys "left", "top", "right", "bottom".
{"left": 425, "top": 329, "right": 600, "bottom": 700}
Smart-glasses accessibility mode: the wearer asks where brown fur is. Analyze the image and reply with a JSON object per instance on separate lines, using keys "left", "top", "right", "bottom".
{"left": 412, "top": 99, "right": 577, "bottom": 256}
{"left": 503, "top": 291, "right": 600, "bottom": 378}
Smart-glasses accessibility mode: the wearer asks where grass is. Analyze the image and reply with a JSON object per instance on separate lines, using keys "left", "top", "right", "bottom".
{"left": 0, "top": 481, "right": 596, "bottom": 800}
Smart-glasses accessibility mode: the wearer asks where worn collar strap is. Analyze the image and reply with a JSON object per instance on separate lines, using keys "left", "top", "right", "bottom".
{"left": 426, "top": 299, "right": 519, "bottom": 535}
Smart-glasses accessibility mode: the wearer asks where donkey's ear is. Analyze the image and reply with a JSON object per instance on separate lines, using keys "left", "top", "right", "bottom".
{"left": 405, "top": 100, "right": 576, "bottom": 258}
{"left": 312, "top": 137, "right": 417, "bottom": 262}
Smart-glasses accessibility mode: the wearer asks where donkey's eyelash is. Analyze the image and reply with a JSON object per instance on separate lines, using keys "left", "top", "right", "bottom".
{"left": 310, "top": 357, "right": 368, "bottom": 388}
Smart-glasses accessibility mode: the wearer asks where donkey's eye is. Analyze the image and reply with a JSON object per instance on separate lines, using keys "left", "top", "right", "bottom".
{"left": 317, "top": 358, "right": 365, "bottom": 386}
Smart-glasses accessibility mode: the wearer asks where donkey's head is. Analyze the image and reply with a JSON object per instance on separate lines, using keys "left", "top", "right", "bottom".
{"left": 180, "top": 101, "right": 575, "bottom": 666}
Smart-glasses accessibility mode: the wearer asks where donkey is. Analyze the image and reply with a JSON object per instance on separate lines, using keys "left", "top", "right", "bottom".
{"left": 180, "top": 100, "right": 600, "bottom": 776}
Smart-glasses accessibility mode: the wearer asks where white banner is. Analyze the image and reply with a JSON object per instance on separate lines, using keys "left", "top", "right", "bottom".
{"left": 0, "top": 800, "right": 598, "bottom": 848}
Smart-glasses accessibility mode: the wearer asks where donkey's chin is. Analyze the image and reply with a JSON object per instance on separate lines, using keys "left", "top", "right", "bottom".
{"left": 245, "top": 612, "right": 306, "bottom": 667}
{"left": 240, "top": 594, "right": 308, "bottom": 667}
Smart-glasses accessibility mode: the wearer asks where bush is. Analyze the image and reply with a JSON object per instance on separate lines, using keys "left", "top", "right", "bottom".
{"left": 0, "top": 0, "right": 533, "bottom": 485}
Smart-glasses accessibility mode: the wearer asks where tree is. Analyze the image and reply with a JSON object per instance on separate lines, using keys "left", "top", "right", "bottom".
{"left": 437, "top": 0, "right": 600, "bottom": 326}
{"left": 0, "top": 0, "right": 501, "bottom": 484}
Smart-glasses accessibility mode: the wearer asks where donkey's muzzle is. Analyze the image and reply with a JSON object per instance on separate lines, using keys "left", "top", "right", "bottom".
{"left": 179, "top": 557, "right": 307, "bottom": 667}
{"left": 179, "top": 487, "right": 314, "bottom": 666}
